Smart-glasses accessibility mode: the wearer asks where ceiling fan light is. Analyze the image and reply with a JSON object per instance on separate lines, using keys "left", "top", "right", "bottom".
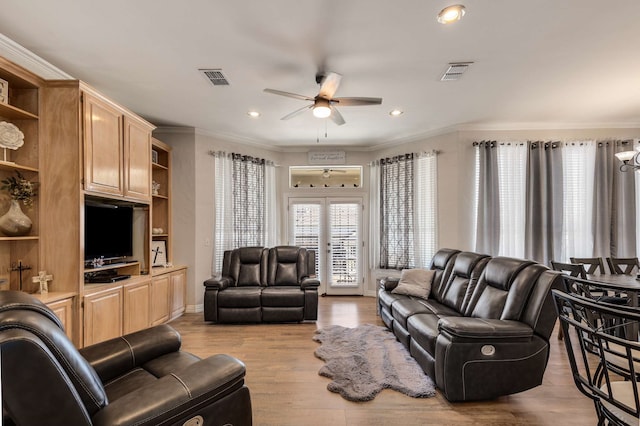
{"left": 313, "top": 99, "right": 332, "bottom": 118}
{"left": 438, "top": 4, "right": 466, "bottom": 24}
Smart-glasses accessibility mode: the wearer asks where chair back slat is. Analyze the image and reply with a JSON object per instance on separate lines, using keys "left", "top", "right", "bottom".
{"left": 570, "top": 257, "right": 605, "bottom": 275}
{"left": 551, "top": 261, "right": 587, "bottom": 278}
{"left": 607, "top": 257, "right": 640, "bottom": 275}
{"left": 552, "top": 289, "right": 640, "bottom": 425}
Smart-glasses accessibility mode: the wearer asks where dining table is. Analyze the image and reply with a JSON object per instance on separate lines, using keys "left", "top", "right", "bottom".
{"left": 585, "top": 273, "right": 640, "bottom": 338}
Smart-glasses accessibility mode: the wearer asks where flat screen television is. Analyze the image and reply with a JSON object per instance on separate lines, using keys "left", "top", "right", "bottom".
{"left": 84, "top": 202, "right": 134, "bottom": 261}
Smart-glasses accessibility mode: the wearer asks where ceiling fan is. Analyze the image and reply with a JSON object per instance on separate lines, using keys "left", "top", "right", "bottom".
{"left": 319, "top": 168, "right": 346, "bottom": 178}
{"left": 263, "top": 72, "right": 382, "bottom": 126}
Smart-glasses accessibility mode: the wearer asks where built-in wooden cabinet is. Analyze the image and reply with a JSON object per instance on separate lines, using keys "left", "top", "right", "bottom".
{"left": 124, "top": 117, "right": 152, "bottom": 201}
{"left": 0, "top": 57, "right": 43, "bottom": 294}
{"left": 0, "top": 57, "right": 189, "bottom": 348}
{"left": 123, "top": 279, "right": 151, "bottom": 334}
{"left": 170, "top": 268, "right": 187, "bottom": 320}
{"left": 83, "top": 286, "right": 123, "bottom": 346}
{"left": 150, "top": 274, "right": 171, "bottom": 326}
{"left": 82, "top": 91, "right": 153, "bottom": 203}
{"left": 151, "top": 266, "right": 187, "bottom": 325}
{"left": 151, "top": 138, "right": 171, "bottom": 262}
{"left": 83, "top": 92, "right": 123, "bottom": 197}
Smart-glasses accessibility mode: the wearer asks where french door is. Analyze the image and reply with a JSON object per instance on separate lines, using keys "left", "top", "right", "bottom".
{"left": 288, "top": 197, "right": 363, "bottom": 295}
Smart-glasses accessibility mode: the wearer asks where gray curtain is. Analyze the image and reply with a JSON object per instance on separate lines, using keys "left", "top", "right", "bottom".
{"left": 232, "top": 153, "right": 265, "bottom": 247}
{"left": 474, "top": 141, "right": 500, "bottom": 255}
{"left": 593, "top": 140, "right": 637, "bottom": 257}
{"left": 525, "top": 141, "right": 563, "bottom": 265}
{"left": 380, "top": 153, "right": 414, "bottom": 269}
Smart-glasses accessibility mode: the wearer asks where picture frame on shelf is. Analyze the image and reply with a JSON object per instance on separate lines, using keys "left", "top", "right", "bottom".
{"left": 0, "top": 78, "right": 7, "bottom": 104}
{"left": 151, "top": 149, "right": 158, "bottom": 164}
{"left": 151, "top": 240, "right": 167, "bottom": 267}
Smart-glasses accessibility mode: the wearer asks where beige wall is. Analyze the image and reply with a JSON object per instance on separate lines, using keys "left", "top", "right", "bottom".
{"left": 156, "top": 126, "right": 640, "bottom": 307}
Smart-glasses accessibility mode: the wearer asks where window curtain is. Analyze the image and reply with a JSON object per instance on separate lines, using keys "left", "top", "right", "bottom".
{"left": 474, "top": 142, "right": 500, "bottom": 255}
{"left": 212, "top": 151, "right": 276, "bottom": 274}
{"left": 474, "top": 139, "right": 638, "bottom": 265}
{"left": 379, "top": 153, "right": 414, "bottom": 269}
{"left": 373, "top": 152, "right": 438, "bottom": 270}
{"left": 525, "top": 142, "right": 563, "bottom": 266}
{"left": 213, "top": 151, "right": 233, "bottom": 274}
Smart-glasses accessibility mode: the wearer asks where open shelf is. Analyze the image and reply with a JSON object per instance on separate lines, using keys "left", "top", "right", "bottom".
{"left": 0, "top": 161, "right": 39, "bottom": 173}
{"left": 0, "top": 101, "right": 38, "bottom": 120}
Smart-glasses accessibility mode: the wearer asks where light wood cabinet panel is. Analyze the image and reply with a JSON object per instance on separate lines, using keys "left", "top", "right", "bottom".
{"left": 170, "top": 268, "right": 187, "bottom": 320}
{"left": 124, "top": 116, "right": 152, "bottom": 201}
{"left": 84, "top": 287, "right": 122, "bottom": 346}
{"left": 46, "top": 297, "right": 74, "bottom": 341}
{"left": 151, "top": 275, "right": 170, "bottom": 325}
{"left": 83, "top": 92, "right": 123, "bottom": 196}
{"left": 123, "top": 280, "right": 150, "bottom": 334}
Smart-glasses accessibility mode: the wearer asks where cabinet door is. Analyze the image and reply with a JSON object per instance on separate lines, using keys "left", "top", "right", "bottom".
{"left": 170, "top": 269, "right": 187, "bottom": 320}
{"left": 151, "top": 275, "right": 170, "bottom": 325}
{"left": 83, "top": 92, "right": 123, "bottom": 196}
{"left": 124, "top": 116, "right": 152, "bottom": 201}
{"left": 84, "top": 288, "right": 123, "bottom": 346}
{"left": 47, "top": 298, "right": 74, "bottom": 341}
{"left": 123, "top": 280, "right": 151, "bottom": 334}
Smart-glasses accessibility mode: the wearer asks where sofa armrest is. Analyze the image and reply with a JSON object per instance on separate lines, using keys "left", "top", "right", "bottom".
{"left": 438, "top": 317, "right": 533, "bottom": 341}
{"left": 380, "top": 277, "right": 400, "bottom": 291}
{"left": 80, "top": 324, "right": 181, "bottom": 383}
{"left": 204, "top": 276, "right": 232, "bottom": 290}
{"left": 92, "top": 354, "right": 249, "bottom": 426}
{"left": 301, "top": 277, "right": 320, "bottom": 289}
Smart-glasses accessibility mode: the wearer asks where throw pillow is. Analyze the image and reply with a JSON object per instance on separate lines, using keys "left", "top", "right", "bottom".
{"left": 391, "top": 268, "right": 435, "bottom": 300}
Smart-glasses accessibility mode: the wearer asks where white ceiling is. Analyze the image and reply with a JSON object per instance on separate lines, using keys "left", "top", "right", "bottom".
{"left": 1, "top": 0, "right": 639, "bottom": 149}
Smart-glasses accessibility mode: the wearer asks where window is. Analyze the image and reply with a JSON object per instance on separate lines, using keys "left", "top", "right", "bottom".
{"left": 375, "top": 152, "right": 438, "bottom": 269}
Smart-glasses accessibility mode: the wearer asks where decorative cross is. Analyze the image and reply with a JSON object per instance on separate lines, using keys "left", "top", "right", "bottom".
{"left": 32, "top": 270, "right": 53, "bottom": 295}
{"left": 152, "top": 245, "right": 164, "bottom": 264}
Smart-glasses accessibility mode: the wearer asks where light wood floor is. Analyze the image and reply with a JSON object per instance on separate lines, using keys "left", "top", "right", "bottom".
{"left": 170, "top": 296, "right": 597, "bottom": 426}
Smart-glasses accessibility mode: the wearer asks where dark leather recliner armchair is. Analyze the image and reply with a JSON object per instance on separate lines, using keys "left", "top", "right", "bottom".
{"left": 0, "top": 291, "right": 252, "bottom": 426}
{"left": 204, "top": 246, "right": 319, "bottom": 323}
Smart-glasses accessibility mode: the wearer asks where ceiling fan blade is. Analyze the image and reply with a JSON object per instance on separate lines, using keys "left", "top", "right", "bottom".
{"left": 332, "top": 97, "right": 383, "bottom": 106}
{"left": 318, "top": 72, "right": 342, "bottom": 99}
{"left": 330, "top": 106, "right": 346, "bottom": 126}
{"left": 281, "top": 104, "right": 313, "bottom": 120}
{"left": 264, "top": 88, "right": 314, "bottom": 102}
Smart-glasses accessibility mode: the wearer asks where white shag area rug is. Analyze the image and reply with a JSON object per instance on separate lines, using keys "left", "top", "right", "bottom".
{"left": 313, "top": 324, "right": 436, "bottom": 402}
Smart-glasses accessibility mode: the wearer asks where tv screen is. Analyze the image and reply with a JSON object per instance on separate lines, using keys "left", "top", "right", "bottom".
{"left": 84, "top": 203, "right": 134, "bottom": 261}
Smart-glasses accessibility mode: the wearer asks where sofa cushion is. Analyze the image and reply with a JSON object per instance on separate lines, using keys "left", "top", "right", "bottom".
{"left": 392, "top": 298, "right": 432, "bottom": 329}
{"left": 407, "top": 313, "right": 442, "bottom": 355}
{"left": 392, "top": 269, "right": 435, "bottom": 299}
{"left": 261, "top": 287, "right": 305, "bottom": 307}
{"left": 440, "top": 252, "right": 489, "bottom": 313}
{"left": 218, "top": 287, "right": 262, "bottom": 308}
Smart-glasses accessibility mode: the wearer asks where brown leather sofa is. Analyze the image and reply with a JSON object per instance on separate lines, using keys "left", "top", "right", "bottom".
{"left": 204, "top": 246, "right": 320, "bottom": 323}
{"left": 0, "top": 291, "right": 252, "bottom": 426}
{"left": 379, "top": 248, "right": 563, "bottom": 401}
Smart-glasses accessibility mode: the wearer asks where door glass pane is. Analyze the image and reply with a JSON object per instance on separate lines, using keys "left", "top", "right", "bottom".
{"left": 329, "top": 203, "right": 360, "bottom": 287}
{"left": 291, "top": 203, "right": 320, "bottom": 278}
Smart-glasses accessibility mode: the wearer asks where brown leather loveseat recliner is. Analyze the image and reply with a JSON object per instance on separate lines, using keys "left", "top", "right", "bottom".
{"left": 379, "top": 248, "right": 563, "bottom": 401}
{"left": 0, "top": 291, "right": 252, "bottom": 426}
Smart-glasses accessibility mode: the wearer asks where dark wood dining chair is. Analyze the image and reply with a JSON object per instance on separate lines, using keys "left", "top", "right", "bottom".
{"left": 569, "top": 257, "right": 605, "bottom": 275}
{"left": 551, "top": 261, "right": 587, "bottom": 278}
{"left": 550, "top": 261, "right": 587, "bottom": 340}
{"left": 606, "top": 257, "right": 640, "bottom": 275}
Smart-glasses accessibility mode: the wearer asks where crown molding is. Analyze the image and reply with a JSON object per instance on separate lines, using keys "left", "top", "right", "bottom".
{"left": 0, "top": 33, "right": 73, "bottom": 80}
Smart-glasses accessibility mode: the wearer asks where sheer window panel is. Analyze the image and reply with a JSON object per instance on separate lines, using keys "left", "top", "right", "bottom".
{"left": 413, "top": 153, "right": 438, "bottom": 268}
{"left": 561, "top": 141, "right": 595, "bottom": 261}
{"left": 496, "top": 143, "right": 527, "bottom": 258}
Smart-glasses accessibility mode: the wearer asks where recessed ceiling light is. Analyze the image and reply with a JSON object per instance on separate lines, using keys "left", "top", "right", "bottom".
{"left": 437, "top": 4, "right": 466, "bottom": 24}
{"left": 389, "top": 109, "right": 404, "bottom": 117}
{"left": 247, "top": 111, "right": 260, "bottom": 118}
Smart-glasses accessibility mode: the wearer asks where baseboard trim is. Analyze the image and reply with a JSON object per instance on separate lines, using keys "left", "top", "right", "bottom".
{"left": 186, "top": 303, "right": 203, "bottom": 314}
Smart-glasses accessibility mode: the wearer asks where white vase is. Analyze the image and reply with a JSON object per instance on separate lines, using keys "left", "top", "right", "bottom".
{"left": 0, "top": 199, "right": 32, "bottom": 236}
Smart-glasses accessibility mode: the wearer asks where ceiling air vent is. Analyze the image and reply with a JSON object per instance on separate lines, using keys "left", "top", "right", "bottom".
{"left": 440, "top": 62, "right": 473, "bottom": 81}
{"left": 199, "top": 69, "right": 230, "bottom": 86}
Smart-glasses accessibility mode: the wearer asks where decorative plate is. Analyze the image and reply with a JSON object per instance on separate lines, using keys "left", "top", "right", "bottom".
{"left": 0, "top": 121, "right": 24, "bottom": 150}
